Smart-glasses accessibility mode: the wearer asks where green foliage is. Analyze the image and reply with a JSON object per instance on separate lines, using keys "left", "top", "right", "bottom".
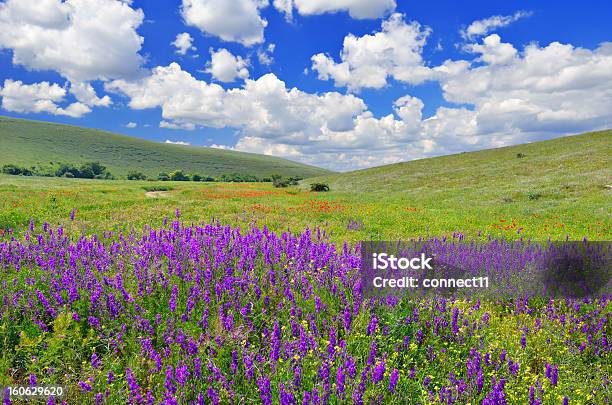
{"left": 78, "top": 161, "right": 108, "bottom": 179}
{"left": 273, "top": 178, "right": 289, "bottom": 188}
{"left": 52, "top": 161, "right": 112, "bottom": 179}
{"left": 310, "top": 182, "right": 330, "bottom": 192}
{"left": 157, "top": 172, "right": 170, "bottom": 181}
{"left": 127, "top": 170, "right": 147, "bottom": 180}
{"left": 2, "top": 164, "right": 32, "bottom": 176}
{"left": 191, "top": 174, "right": 202, "bottom": 182}
{"left": 169, "top": 170, "right": 190, "bottom": 181}
{"left": 272, "top": 175, "right": 302, "bottom": 188}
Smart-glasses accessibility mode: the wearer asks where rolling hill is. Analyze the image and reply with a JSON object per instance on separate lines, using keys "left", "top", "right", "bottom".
{"left": 304, "top": 130, "right": 611, "bottom": 201}
{"left": 0, "top": 116, "right": 330, "bottom": 179}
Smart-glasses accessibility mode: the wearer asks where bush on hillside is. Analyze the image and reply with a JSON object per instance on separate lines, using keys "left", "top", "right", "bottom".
{"left": 158, "top": 172, "right": 170, "bottom": 181}
{"left": 169, "top": 170, "right": 190, "bottom": 181}
{"left": 271, "top": 174, "right": 287, "bottom": 188}
{"left": 55, "top": 161, "right": 112, "bottom": 179}
{"left": 127, "top": 171, "right": 147, "bottom": 180}
{"left": 2, "top": 164, "right": 33, "bottom": 176}
{"left": 78, "top": 161, "right": 109, "bottom": 179}
{"left": 310, "top": 183, "right": 330, "bottom": 192}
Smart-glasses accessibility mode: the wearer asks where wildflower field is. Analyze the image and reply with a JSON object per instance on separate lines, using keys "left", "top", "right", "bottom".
{"left": 0, "top": 167, "right": 610, "bottom": 404}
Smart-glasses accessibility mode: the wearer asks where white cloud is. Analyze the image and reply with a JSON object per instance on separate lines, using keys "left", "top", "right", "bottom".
{"left": 181, "top": 0, "right": 268, "bottom": 46}
{"left": 126, "top": 122, "right": 137, "bottom": 128}
{"left": 160, "top": 120, "right": 196, "bottom": 131}
{"left": 172, "top": 32, "right": 197, "bottom": 55}
{"left": 0, "top": 0, "right": 144, "bottom": 81}
{"left": 0, "top": 79, "right": 90, "bottom": 118}
{"left": 438, "top": 39, "right": 612, "bottom": 136}
{"left": 311, "top": 13, "right": 434, "bottom": 90}
{"left": 107, "top": 63, "right": 367, "bottom": 137}
{"left": 0, "top": 0, "right": 145, "bottom": 116}
{"left": 69, "top": 82, "right": 112, "bottom": 107}
{"left": 464, "top": 34, "right": 517, "bottom": 65}
{"left": 210, "top": 143, "right": 233, "bottom": 150}
{"left": 257, "top": 43, "right": 276, "bottom": 66}
{"left": 461, "top": 11, "right": 531, "bottom": 40}
{"left": 274, "top": 0, "right": 396, "bottom": 19}
{"left": 205, "top": 48, "right": 250, "bottom": 82}
{"left": 272, "top": 0, "right": 293, "bottom": 20}
{"left": 165, "top": 139, "right": 192, "bottom": 145}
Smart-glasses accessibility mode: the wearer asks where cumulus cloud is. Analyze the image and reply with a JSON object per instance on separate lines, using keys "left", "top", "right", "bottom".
{"left": 205, "top": 48, "right": 250, "bottom": 82}
{"left": 181, "top": 0, "right": 268, "bottom": 46}
{"left": 0, "top": 0, "right": 144, "bottom": 115}
{"left": 274, "top": 0, "right": 396, "bottom": 19}
{"left": 126, "top": 122, "right": 137, "bottom": 128}
{"left": 172, "top": 32, "right": 197, "bottom": 55}
{"left": 0, "top": 0, "right": 144, "bottom": 81}
{"left": 464, "top": 34, "right": 517, "bottom": 65}
{"left": 69, "top": 82, "right": 112, "bottom": 107}
{"left": 311, "top": 13, "right": 435, "bottom": 90}
{"left": 438, "top": 39, "right": 612, "bottom": 136}
{"left": 160, "top": 121, "right": 196, "bottom": 131}
{"left": 107, "top": 63, "right": 367, "bottom": 137}
{"left": 165, "top": 139, "right": 192, "bottom": 145}
{"left": 257, "top": 43, "right": 276, "bottom": 66}
{"left": 461, "top": 11, "right": 531, "bottom": 40}
{"left": 0, "top": 79, "right": 90, "bottom": 118}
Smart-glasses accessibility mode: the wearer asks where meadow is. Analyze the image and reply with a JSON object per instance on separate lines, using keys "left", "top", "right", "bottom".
{"left": 0, "top": 130, "right": 610, "bottom": 404}
{"left": 0, "top": 116, "right": 329, "bottom": 179}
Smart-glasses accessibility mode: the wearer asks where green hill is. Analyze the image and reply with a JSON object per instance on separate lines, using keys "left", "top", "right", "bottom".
{"left": 0, "top": 116, "right": 330, "bottom": 179}
{"left": 305, "top": 130, "right": 611, "bottom": 202}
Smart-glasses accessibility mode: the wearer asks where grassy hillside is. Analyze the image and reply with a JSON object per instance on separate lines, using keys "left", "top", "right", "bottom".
{"left": 305, "top": 130, "right": 612, "bottom": 200}
{"left": 0, "top": 116, "right": 330, "bottom": 178}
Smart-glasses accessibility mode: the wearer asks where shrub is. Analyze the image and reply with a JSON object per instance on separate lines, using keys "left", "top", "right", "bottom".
{"left": 191, "top": 174, "right": 202, "bottom": 182}
{"left": 78, "top": 161, "right": 108, "bottom": 179}
{"left": 56, "top": 163, "right": 80, "bottom": 178}
{"left": 516, "top": 153, "right": 526, "bottom": 158}
{"left": 287, "top": 176, "right": 302, "bottom": 185}
{"left": 2, "top": 164, "right": 32, "bottom": 176}
{"left": 272, "top": 174, "right": 301, "bottom": 188}
{"left": 220, "top": 173, "right": 245, "bottom": 182}
{"left": 127, "top": 171, "right": 147, "bottom": 180}
{"left": 310, "top": 183, "right": 330, "bottom": 192}
{"left": 170, "top": 170, "right": 190, "bottom": 181}
{"left": 158, "top": 172, "right": 170, "bottom": 181}
{"left": 527, "top": 191, "right": 543, "bottom": 200}
{"left": 55, "top": 161, "right": 112, "bottom": 179}
{"left": 273, "top": 178, "right": 289, "bottom": 188}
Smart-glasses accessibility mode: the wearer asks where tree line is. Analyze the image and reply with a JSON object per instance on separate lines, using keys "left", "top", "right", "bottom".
{"left": 1, "top": 162, "right": 304, "bottom": 184}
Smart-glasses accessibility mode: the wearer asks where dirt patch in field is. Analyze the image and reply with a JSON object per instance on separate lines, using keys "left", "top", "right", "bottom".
{"left": 145, "top": 191, "right": 172, "bottom": 198}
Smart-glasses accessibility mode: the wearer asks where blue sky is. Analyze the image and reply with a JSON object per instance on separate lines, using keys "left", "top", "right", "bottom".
{"left": 1, "top": 0, "right": 611, "bottom": 170}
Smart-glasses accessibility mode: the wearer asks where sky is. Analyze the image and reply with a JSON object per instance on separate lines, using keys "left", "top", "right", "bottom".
{"left": 0, "top": 0, "right": 611, "bottom": 171}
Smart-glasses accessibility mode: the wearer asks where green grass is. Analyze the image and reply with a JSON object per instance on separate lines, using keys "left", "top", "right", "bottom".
{"left": 305, "top": 129, "right": 611, "bottom": 197}
{"left": 0, "top": 130, "right": 609, "bottom": 243}
{"left": 0, "top": 116, "right": 330, "bottom": 179}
